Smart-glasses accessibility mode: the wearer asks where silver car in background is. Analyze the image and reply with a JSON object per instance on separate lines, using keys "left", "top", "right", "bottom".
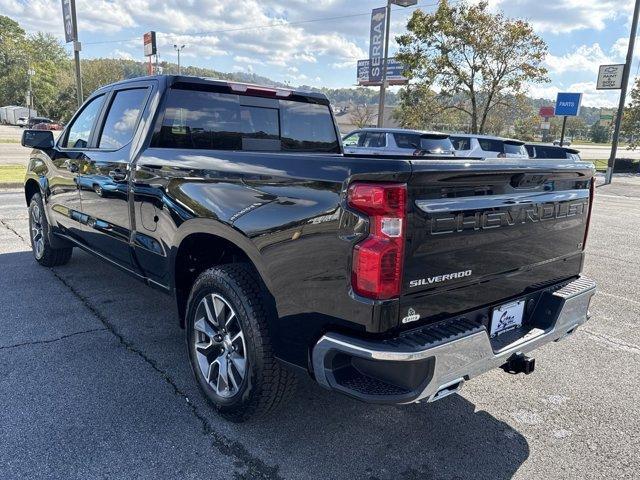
{"left": 450, "top": 134, "right": 528, "bottom": 159}
{"left": 342, "top": 128, "right": 455, "bottom": 157}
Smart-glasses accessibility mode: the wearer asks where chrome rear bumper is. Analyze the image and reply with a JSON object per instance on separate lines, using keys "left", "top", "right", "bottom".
{"left": 312, "top": 276, "right": 596, "bottom": 404}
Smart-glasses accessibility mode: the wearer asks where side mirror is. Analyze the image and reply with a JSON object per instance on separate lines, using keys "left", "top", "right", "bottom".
{"left": 22, "top": 129, "right": 55, "bottom": 149}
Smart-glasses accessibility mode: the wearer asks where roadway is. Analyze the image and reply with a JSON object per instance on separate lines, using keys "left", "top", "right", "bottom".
{"left": 0, "top": 178, "right": 638, "bottom": 479}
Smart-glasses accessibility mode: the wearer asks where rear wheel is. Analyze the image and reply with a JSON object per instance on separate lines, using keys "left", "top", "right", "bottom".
{"left": 28, "top": 193, "right": 72, "bottom": 267}
{"left": 186, "top": 264, "right": 296, "bottom": 422}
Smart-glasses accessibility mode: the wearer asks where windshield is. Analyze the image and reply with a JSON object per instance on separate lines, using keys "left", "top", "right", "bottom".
{"left": 420, "top": 136, "right": 453, "bottom": 153}
{"left": 504, "top": 142, "right": 527, "bottom": 156}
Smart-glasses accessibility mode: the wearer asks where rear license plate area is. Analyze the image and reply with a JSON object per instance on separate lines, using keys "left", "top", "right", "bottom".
{"left": 490, "top": 300, "right": 525, "bottom": 338}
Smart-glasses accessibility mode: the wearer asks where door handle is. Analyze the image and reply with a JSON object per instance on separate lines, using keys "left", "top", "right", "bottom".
{"left": 109, "top": 169, "right": 127, "bottom": 182}
{"left": 68, "top": 162, "right": 79, "bottom": 173}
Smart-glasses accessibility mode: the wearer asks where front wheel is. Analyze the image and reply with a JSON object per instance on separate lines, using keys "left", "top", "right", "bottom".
{"left": 28, "top": 193, "right": 72, "bottom": 267}
{"left": 186, "top": 264, "right": 296, "bottom": 422}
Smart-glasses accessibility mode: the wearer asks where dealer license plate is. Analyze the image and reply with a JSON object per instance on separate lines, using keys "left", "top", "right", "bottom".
{"left": 490, "top": 300, "right": 525, "bottom": 337}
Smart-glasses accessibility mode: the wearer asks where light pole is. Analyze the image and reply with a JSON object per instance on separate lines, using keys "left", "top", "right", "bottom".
{"left": 377, "top": 0, "right": 417, "bottom": 127}
{"left": 174, "top": 44, "right": 186, "bottom": 75}
{"left": 27, "top": 66, "right": 35, "bottom": 122}
{"left": 605, "top": 0, "right": 640, "bottom": 184}
{"left": 70, "top": 0, "right": 83, "bottom": 106}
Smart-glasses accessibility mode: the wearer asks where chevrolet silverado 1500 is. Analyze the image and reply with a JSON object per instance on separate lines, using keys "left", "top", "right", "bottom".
{"left": 22, "top": 75, "right": 596, "bottom": 421}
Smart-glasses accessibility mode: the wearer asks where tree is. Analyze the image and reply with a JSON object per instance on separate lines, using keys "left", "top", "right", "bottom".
{"left": 590, "top": 123, "right": 610, "bottom": 144}
{"left": 349, "top": 103, "right": 376, "bottom": 128}
{"left": 621, "top": 77, "right": 640, "bottom": 150}
{"left": 27, "top": 32, "right": 70, "bottom": 118}
{"left": 393, "top": 83, "right": 468, "bottom": 131}
{"left": 396, "top": 0, "right": 549, "bottom": 134}
{"left": 0, "top": 16, "right": 29, "bottom": 107}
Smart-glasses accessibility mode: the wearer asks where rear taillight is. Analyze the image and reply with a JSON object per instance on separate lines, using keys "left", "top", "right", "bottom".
{"left": 583, "top": 177, "right": 595, "bottom": 250}
{"left": 348, "top": 183, "right": 407, "bottom": 300}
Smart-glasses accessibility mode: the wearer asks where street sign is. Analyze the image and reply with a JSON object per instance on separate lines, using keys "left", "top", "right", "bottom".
{"left": 144, "top": 31, "right": 157, "bottom": 57}
{"left": 597, "top": 64, "right": 625, "bottom": 90}
{"left": 369, "top": 7, "right": 387, "bottom": 84}
{"left": 539, "top": 106, "right": 555, "bottom": 118}
{"left": 555, "top": 93, "right": 583, "bottom": 116}
{"left": 357, "top": 59, "right": 408, "bottom": 86}
{"left": 391, "top": 0, "right": 418, "bottom": 6}
{"left": 60, "top": 0, "right": 75, "bottom": 43}
{"left": 541, "top": 122, "right": 551, "bottom": 130}
{"left": 599, "top": 108, "right": 616, "bottom": 127}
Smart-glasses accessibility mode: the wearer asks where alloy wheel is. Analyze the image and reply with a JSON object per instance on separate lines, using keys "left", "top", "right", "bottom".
{"left": 193, "top": 293, "right": 247, "bottom": 398}
{"left": 30, "top": 203, "right": 45, "bottom": 259}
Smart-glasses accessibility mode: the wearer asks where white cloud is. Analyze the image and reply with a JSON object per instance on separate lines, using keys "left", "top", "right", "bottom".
{"left": 545, "top": 43, "right": 613, "bottom": 75}
{"left": 111, "top": 49, "right": 134, "bottom": 61}
{"left": 611, "top": 37, "right": 637, "bottom": 60}
{"left": 486, "top": 0, "right": 633, "bottom": 33}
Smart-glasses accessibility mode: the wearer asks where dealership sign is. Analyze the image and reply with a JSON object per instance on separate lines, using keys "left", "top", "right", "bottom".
{"left": 555, "top": 92, "right": 583, "bottom": 117}
{"left": 60, "top": 0, "right": 75, "bottom": 43}
{"left": 143, "top": 31, "right": 157, "bottom": 57}
{"left": 539, "top": 106, "right": 555, "bottom": 118}
{"left": 369, "top": 7, "right": 387, "bottom": 84}
{"left": 597, "top": 64, "right": 625, "bottom": 90}
{"left": 357, "top": 59, "right": 408, "bottom": 86}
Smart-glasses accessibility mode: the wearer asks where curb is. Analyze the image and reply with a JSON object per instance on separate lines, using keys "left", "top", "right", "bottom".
{"left": 0, "top": 182, "right": 23, "bottom": 190}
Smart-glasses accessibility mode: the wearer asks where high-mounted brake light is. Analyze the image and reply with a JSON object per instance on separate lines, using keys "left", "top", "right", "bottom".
{"left": 228, "top": 83, "right": 291, "bottom": 97}
{"left": 348, "top": 183, "right": 407, "bottom": 300}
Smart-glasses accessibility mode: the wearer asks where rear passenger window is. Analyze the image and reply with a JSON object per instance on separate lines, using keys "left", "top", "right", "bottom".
{"left": 363, "top": 132, "right": 386, "bottom": 148}
{"left": 152, "top": 89, "right": 339, "bottom": 153}
{"left": 478, "top": 139, "right": 504, "bottom": 152}
{"left": 450, "top": 137, "right": 470, "bottom": 150}
{"left": 394, "top": 133, "right": 421, "bottom": 149}
{"left": 98, "top": 88, "right": 148, "bottom": 149}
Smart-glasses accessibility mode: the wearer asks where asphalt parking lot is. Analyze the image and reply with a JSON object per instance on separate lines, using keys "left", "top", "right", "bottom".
{"left": 1, "top": 178, "right": 639, "bottom": 479}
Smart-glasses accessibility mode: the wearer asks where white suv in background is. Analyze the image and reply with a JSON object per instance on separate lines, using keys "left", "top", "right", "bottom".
{"left": 342, "top": 128, "right": 455, "bottom": 157}
{"left": 450, "top": 134, "right": 529, "bottom": 159}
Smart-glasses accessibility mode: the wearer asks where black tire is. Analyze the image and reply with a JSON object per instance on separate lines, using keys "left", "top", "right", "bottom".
{"left": 186, "top": 264, "right": 296, "bottom": 422}
{"left": 28, "top": 193, "right": 73, "bottom": 267}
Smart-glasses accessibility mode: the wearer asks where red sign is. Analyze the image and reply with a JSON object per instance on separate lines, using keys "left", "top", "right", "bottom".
{"left": 143, "top": 31, "right": 156, "bottom": 57}
{"left": 539, "top": 106, "right": 555, "bottom": 117}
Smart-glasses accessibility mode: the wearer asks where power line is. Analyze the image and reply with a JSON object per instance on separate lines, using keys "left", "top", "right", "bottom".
{"left": 82, "top": 1, "right": 442, "bottom": 46}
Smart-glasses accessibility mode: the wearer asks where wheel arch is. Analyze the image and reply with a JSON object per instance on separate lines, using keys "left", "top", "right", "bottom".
{"left": 24, "top": 178, "right": 41, "bottom": 206}
{"left": 171, "top": 219, "right": 274, "bottom": 328}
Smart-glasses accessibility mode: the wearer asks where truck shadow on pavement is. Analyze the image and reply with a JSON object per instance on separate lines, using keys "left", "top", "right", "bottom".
{"left": 1, "top": 249, "right": 530, "bottom": 480}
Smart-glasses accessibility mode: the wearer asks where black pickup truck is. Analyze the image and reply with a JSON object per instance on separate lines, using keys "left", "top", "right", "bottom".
{"left": 22, "top": 75, "right": 596, "bottom": 421}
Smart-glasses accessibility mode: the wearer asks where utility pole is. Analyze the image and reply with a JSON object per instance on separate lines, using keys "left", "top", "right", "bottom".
{"left": 377, "top": 0, "right": 416, "bottom": 127}
{"left": 605, "top": 0, "right": 640, "bottom": 184}
{"left": 70, "top": 0, "right": 83, "bottom": 107}
{"left": 174, "top": 44, "right": 185, "bottom": 75}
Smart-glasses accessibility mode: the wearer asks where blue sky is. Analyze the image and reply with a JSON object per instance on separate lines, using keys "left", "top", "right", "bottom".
{"left": 1, "top": 0, "right": 636, "bottom": 107}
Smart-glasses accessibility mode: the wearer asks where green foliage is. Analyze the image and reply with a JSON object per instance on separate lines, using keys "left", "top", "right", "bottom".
{"left": 0, "top": 16, "right": 29, "bottom": 106}
{"left": 396, "top": 0, "right": 549, "bottom": 134}
{"left": 621, "top": 77, "right": 640, "bottom": 150}
{"left": 590, "top": 123, "right": 611, "bottom": 143}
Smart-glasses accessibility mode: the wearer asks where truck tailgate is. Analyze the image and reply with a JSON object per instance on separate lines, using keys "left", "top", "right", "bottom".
{"left": 400, "top": 159, "right": 594, "bottom": 326}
